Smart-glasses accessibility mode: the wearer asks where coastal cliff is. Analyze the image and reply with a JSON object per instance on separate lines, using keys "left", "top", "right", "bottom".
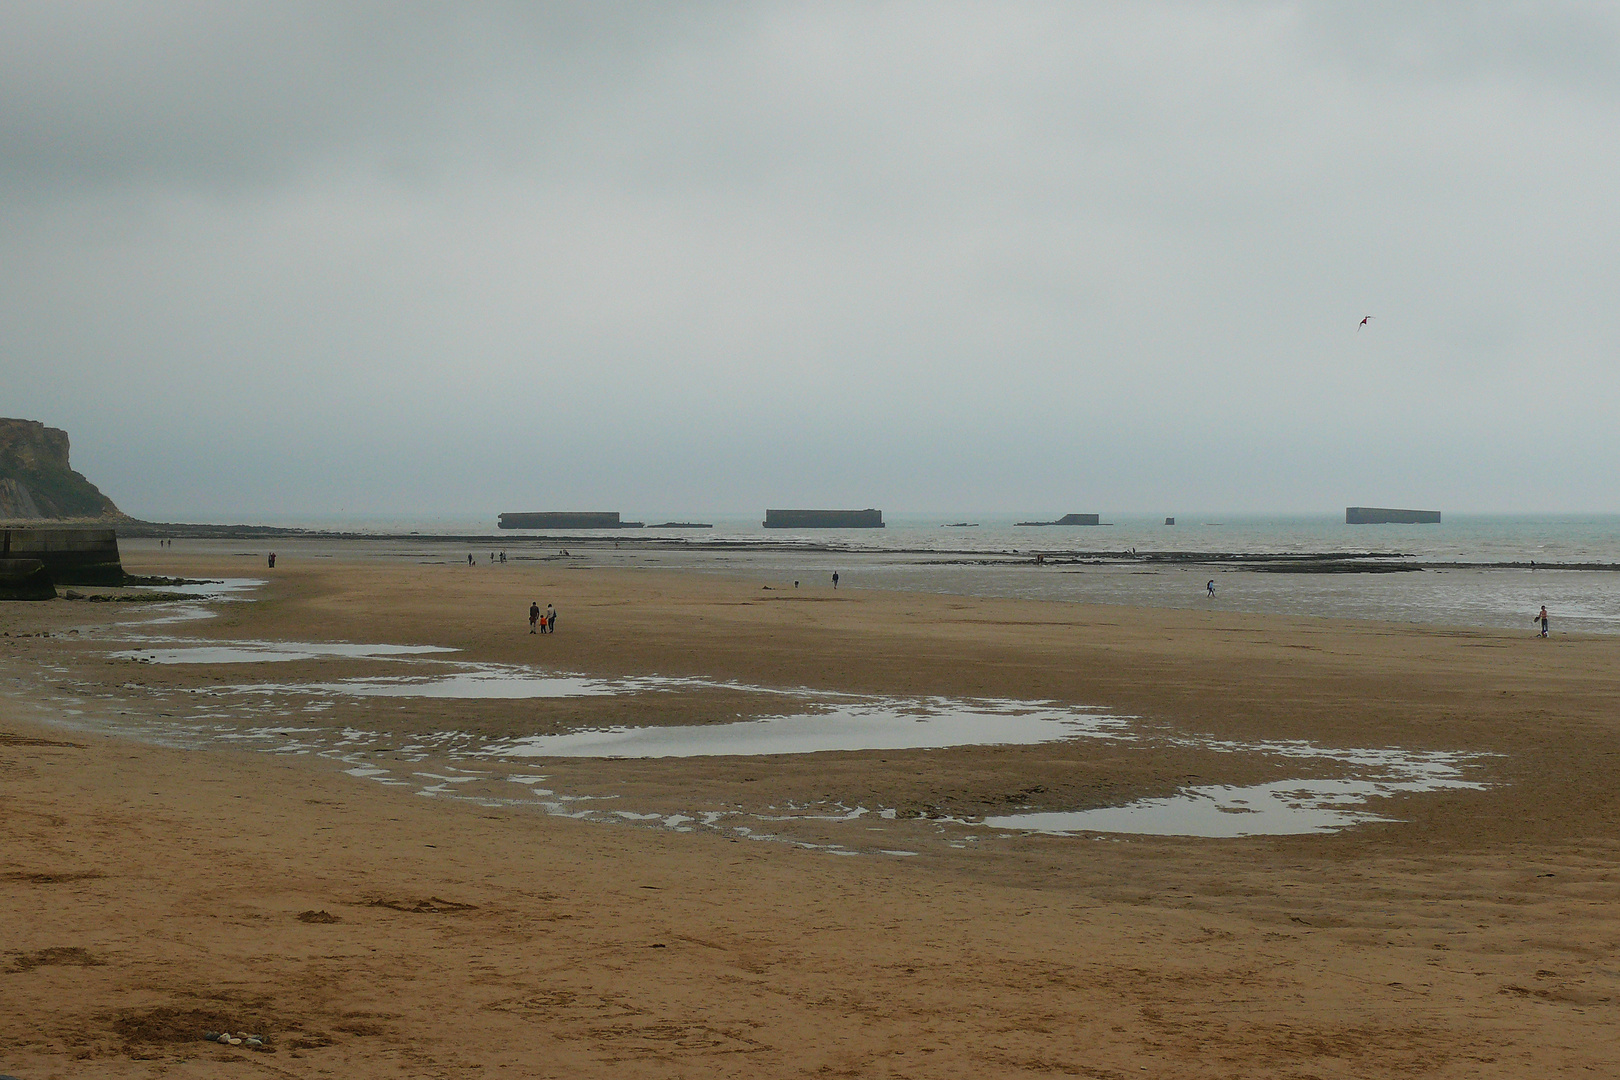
{"left": 0, "top": 418, "right": 122, "bottom": 520}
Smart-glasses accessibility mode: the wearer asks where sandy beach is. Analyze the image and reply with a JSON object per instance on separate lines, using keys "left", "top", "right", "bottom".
{"left": 4, "top": 549, "right": 1619, "bottom": 1078}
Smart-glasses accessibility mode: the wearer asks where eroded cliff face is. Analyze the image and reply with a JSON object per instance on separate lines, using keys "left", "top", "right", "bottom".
{"left": 0, "top": 418, "right": 122, "bottom": 520}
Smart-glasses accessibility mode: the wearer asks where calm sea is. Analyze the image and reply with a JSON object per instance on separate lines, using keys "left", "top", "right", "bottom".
{"left": 143, "top": 513, "right": 1620, "bottom": 635}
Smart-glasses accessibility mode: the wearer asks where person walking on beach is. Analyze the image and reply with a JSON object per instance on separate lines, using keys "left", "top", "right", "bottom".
{"left": 1536, "top": 605, "right": 1550, "bottom": 638}
{"left": 832, "top": 572, "right": 840, "bottom": 590}
{"left": 529, "top": 602, "right": 540, "bottom": 634}
{"left": 467, "top": 553, "right": 474, "bottom": 566}
{"left": 546, "top": 603, "right": 556, "bottom": 634}
{"left": 1207, "top": 579, "right": 1216, "bottom": 597}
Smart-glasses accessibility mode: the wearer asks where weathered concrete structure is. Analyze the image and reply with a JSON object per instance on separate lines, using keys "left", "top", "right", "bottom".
{"left": 0, "top": 558, "right": 55, "bottom": 600}
{"left": 763, "top": 509, "right": 885, "bottom": 529}
{"left": 1346, "top": 507, "right": 1441, "bottom": 525}
{"left": 498, "top": 512, "right": 643, "bottom": 530}
{"left": 1016, "top": 513, "right": 1101, "bottom": 526}
{"left": 1, "top": 528, "right": 124, "bottom": 585}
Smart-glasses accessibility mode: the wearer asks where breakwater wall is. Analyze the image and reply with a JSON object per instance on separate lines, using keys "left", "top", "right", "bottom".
{"left": 762, "top": 509, "right": 885, "bottom": 529}
{"left": 498, "top": 512, "right": 645, "bottom": 530}
{"left": 1016, "top": 513, "right": 1101, "bottom": 526}
{"left": 1, "top": 527, "right": 124, "bottom": 585}
{"left": 1346, "top": 507, "right": 1441, "bottom": 525}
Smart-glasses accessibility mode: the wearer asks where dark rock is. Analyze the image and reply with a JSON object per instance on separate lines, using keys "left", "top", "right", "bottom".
{"left": 0, "top": 557, "right": 54, "bottom": 600}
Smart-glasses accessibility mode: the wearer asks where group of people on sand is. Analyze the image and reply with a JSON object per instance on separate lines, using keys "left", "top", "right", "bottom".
{"left": 529, "top": 602, "right": 556, "bottom": 634}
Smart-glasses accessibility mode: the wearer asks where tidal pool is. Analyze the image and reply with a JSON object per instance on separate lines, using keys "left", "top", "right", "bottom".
{"left": 150, "top": 578, "right": 266, "bottom": 597}
{"left": 983, "top": 753, "right": 1487, "bottom": 837}
{"left": 114, "top": 641, "right": 458, "bottom": 664}
{"left": 215, "top": 666, "right": 714, "bottom": 699}
{"left": 491, "top": 702, "right": 1127, "bottom": 758}
{"left": 80, "top": 625, "right": 1495, "bottom": 843}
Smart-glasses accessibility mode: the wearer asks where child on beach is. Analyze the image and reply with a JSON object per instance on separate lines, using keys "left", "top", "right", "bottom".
{"left": 1536, "top": 605, "right": 1549, "bottom": 638}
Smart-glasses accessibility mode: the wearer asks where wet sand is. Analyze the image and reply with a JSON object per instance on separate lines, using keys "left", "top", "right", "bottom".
{"left": 3, "top": 551, "right": 1619, "bottom": 1077}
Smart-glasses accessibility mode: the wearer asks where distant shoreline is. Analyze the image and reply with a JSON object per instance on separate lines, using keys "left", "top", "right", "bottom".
{"left": 97, "top": 521, "right": 1620, "bottom": 570}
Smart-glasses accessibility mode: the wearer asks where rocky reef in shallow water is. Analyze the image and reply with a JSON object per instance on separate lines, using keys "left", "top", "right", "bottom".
{"left": 0, "top": 418, "right": 122, "bottom": 520}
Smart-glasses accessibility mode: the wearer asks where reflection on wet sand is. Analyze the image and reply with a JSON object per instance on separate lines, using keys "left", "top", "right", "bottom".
{"left": 43, "top": 617, "right": 1495, "bottom": 843}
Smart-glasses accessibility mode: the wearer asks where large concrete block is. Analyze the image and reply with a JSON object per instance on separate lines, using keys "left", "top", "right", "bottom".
{"left": 762, "top": 509, "right": 885, "bottom": 528}
{"left": 1345, "top": 507, "right": 1441, "bottom": 525}
{"left": 1, "top": 528, "right": 124, "bottom": 585}
{"left": 0, "top": 558, "right": 55, "bottom": 600}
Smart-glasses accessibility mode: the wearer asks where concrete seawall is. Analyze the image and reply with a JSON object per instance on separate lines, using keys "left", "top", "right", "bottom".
{"left": 1, "top": 527, "right": 124, "bottom": 585}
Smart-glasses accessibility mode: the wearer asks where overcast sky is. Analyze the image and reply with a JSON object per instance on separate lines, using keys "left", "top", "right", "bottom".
{"left": 5, "top": 2, "right": 1619, "bottom": 521}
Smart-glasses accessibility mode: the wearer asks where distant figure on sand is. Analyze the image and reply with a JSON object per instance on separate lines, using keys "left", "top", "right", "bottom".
{"left": 1207, "top": 579, "right": 1216, "bottom": 597}
{"left": 468, "top": 553, "right": 474, "bottom": 566}
{"left": 1536, "top": 605, "right": 1549, "bottom": 638}
{"left": 267, "top": 552, "right": 276, "bottom": 569}
{"left": 529, "top": 602, "right": 540, "bottom": 634}
{"left": 546, "top": 604, "right": 556, "bottom": 634}
{"left": 832, "top": 572, "right": 840, "bottom": 590}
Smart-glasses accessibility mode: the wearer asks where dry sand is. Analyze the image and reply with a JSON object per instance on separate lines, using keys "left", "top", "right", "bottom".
{"left": 3, "top": 549, "right": 1618, "bottom": 1078}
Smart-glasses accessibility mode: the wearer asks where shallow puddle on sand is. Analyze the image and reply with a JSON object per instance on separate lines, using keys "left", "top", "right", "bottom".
{"left": 103, "top": 579, "right": 269, "bottom": 628}
{"left": 492, "top": 701, "right": 1126, "bottom": 757}
{"left": 114, "top": 641, "right": 458, "bottom": 664}
{"left": 218, "top": 666, "right": 696, "bottom": 699}
{"left": 150, "top": 578, "right": 266, "bottom": 597}
{"left": 983, "top": 748, "right": 1487, "bottom": 837}
{"left": 71, "top": 623, "right": 1495, "bottom": 845}
{"left": 233, "top": 671, "right": 615, "bottom": 698}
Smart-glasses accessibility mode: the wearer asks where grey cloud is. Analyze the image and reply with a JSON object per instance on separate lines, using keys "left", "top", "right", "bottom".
{"left": 3, "top": 2, "right": 1619, "bottom": 517}
{"left": 0, "top": 2, "right": 730, "bottom": 191}
{"left": 1302, "top": 2, "right": 1620, "bottom": 93}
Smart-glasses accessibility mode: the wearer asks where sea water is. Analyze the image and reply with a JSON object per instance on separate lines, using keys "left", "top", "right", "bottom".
{"left": 123, "top": 513, "right": 1620, "bottom": 632}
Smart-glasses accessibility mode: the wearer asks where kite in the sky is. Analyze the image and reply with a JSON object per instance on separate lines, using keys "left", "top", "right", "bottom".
{"left": 1358, "top": 315, "right": 1374, "bottom": 330}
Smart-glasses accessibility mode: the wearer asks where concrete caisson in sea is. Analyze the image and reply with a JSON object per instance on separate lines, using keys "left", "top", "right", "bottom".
{"left": 498, "top": 512, "right": 644, "bottom": 530}
{"left": 1345, "top": 507, "right": 1441, "bottom": 525}
{"left": 1015, "top": 513, "right": 1101, "bottom": 526}
{"left": 762, "top": 509, "right": 885, "bottom": 529}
